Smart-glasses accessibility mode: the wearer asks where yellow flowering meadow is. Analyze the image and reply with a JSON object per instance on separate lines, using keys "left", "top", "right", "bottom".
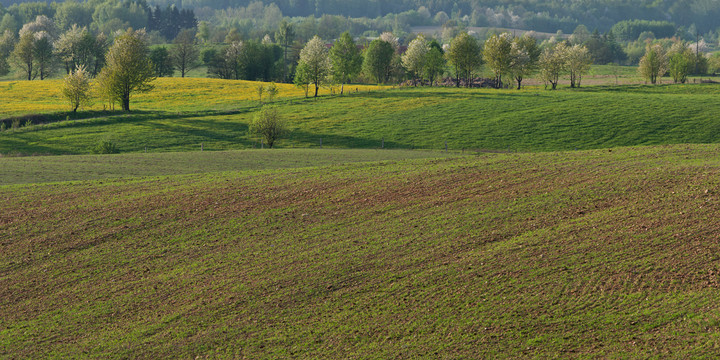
{"left": 0, "top": 77, "right": 388, "bottom": 118}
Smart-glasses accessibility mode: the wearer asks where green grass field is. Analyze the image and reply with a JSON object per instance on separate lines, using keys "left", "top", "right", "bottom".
{"left": 2, "top": 77, "right": 720, "bottom": 155}
{"left": 0, "top": 149, "right": 458, "bottom": 184}
{"left": 3, "top": 144, "right": 720, "bottom": 358}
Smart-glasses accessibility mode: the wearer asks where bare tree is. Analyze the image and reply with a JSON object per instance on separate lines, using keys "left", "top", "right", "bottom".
{"left": 171, "top": 28, "right": 199, "bottom": 77}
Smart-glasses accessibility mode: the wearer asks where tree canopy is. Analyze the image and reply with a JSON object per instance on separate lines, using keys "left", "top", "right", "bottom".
{"left": 97, "top": 28, "right": 155, "bottom": 111}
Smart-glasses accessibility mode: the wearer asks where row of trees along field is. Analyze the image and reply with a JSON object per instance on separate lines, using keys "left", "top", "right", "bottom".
{"left": 5, "top": 21, "right": 719, "bottom": 117}
{"left": 2, "top": 1, "right": 720, "bottom": 60}
{"left": 0, "top": 1, "right": 196, "bottom": 42}
{"left": 0, "top": 14, "right": 201, "bottom": 80}
{"left": 288, "top": 31, "right": 594, "bottom": 93}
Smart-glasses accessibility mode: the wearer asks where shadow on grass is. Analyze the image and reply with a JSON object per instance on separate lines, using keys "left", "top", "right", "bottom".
{"left": 285, "top": 128, "right": 406, "bottom": 149}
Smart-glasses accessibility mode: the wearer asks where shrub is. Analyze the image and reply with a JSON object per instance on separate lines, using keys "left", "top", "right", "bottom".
{"left": 250, "top": 106, "right": 285, "bottom": 148}
{"left": 91, "top": 140, "right": 120, "bottom": 154}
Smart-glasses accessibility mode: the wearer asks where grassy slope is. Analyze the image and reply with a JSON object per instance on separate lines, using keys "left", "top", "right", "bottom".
{"left": 0, "top": 149, "right": 457, "bottom": 184}
{"left": 2, "top": 78, "right": 720, "bottom": 154}
{"left": 3, "top": 144, "right": 720, "bottom": 358}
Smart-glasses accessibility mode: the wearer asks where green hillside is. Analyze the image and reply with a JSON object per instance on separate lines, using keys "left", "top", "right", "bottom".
{"left": 3, "top": 144, "right": 720, "bottom": 358}
{"left": 2, "top": 78, "right": 720, "bottom": 155}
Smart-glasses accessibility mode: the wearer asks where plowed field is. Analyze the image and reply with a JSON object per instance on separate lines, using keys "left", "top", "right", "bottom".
{"left": 3, "top": 145, "right": 720, "bottom": 357}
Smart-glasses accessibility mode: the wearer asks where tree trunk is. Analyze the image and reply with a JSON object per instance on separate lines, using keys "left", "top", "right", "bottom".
{"left": 516, "top": 77, "right": 522, "bottom": 90}
{"left": 341, "top": 83, "right": 344, "bottom": 95}
{"left": 283, "top": 45, "right": 288, "bottom": 83}
{"left": 122, "top": 95, "right": 130, "bottom": 111}
{"left": 314, "top": 84, "right": 319, "bottom": 97}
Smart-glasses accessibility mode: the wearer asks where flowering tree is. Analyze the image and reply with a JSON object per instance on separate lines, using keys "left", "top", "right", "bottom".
{"left": 668, "top": 41, "right": 693, "bottom": 84}
{"left": 401, "top": 34, "right": 429, "bottom": 86}
{"left": 61, "top": 65, "right": 91, "bottom": 113}
{"left": 298, "top": 35, "right": 330, "bottom": 97}
{"left": 566, "top": 44, "right": 593, "bottom": 88}
{"left": 638, "top": 43, "right": 668, "bottom": 84}
{"left": 508, "top": 33, "right": 540, "bottom": 89}
{"left": 539, "top": 42, "right": 568, "bottom": 90}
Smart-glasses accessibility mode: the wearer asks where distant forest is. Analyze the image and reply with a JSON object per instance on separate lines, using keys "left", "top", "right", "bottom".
{"left": 2, "top": 0, "right": 719, "bottom": 35}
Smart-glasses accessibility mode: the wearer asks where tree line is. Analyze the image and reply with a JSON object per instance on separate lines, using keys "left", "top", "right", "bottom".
{"left": 0, "top": 9, "right": 202, "bottom": 80}
{"left": 286, "top": 29, "right": 595, "bottom": 95}
{"left": 109, "top": 0, "right": 720, "bottom": 35}
{"left": 0, "top": 0, "right": 195, "bottom": 42}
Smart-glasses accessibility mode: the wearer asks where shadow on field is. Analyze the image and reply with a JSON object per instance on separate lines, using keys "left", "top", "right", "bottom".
{"left": 0, "top": 136, "right": 60, "bottom": 155}
{"left": 288, "top": 88, "right": 556, "bottom": 103}
{"left": 286, "top": 128, "right": 405, "bottom": 149}
{"left": 149, "top": 118, "right": 252, "bottom": 145}
{"left": 43, "top": 108, "right": 258, "bottom": 130}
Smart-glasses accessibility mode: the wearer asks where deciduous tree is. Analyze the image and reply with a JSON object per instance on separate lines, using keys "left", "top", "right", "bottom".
{"left": 171, "top": 28, "right": 199, "bottom": 77}
{"left": 446, "top": 32, "right": 481, "bottom": 87}
{"left": 97, "top": 28, "right": 155, "bottom": 111}
{"left": 329, "top": 31, "right": 361, "bottom": 94}
{"left": 293, "top": 61, "right": 311, "bottom": 97}
{"left": 61, "top": 65, "right": 91, "bottom": 112}
{"left": 362, "top": 38, "right": 394, "bottom": 84}
{"left": 33, "top": 31, "right": 54, "bottom": 80}
{"left": 508, "top": 33, "right": 540, "bottom": 89}
{"left": 0, "top": 30, "right": 15, "bottom": 76}
{"left": 667, "top": 41, "right": 693, "bottom": 83}
{"left": 638, "top": 43, "right": 668, "bottom": 84}
{"left": 11, "top": 32, "right": 35, "bottom": 80}
{"left": 275, "top": 20, "right": 294, "bottom": 82}
{"left": 401, "top": 33, "right": 429, "bottom": 86}
{"left": 150, "top": 46, "right": 174, "bottom": 77}
{"left": 539, "top": 41, "right": 568, "bottom": 90}
{"left": 424, "top": 40, "right": 445, "bottom": 86}
{"left": 566, "top": 44, "right": 592, "bottom": 88}
{"left": 483, "top": 32, "right": 513, "bottom": 88}
{"left": 298, "top": 35, "right": 330, "bottom": 97}
{"left": 251, "top": 106, "right": 285, "bottom": 148}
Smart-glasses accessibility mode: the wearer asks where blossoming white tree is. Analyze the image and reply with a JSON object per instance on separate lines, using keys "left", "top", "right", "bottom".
{"left": 402, "top": 34, "right": 429, "bottom": 86}
{"left": 298, "top": 35, "right": 330, "bottom": 97}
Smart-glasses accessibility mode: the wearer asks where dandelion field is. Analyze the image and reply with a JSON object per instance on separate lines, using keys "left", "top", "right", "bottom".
{"left": 1, "top": 77, "right": 720, "bottom": 155}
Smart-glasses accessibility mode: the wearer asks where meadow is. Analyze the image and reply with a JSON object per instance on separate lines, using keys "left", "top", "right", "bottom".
{"left": 3, "top": 71, "right": 720, "bottom": 357}
{"left": 2, "top": 76, "right": 720, "bottom": 155}
{"left": 0, "top": 149, "right": 457, "bottom": 184}
{"left": 3, "top": 144, "right": 720, "bottom": 357}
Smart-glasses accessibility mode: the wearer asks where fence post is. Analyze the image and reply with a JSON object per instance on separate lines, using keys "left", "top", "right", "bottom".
{"left": 381, "top": 138, "right": 384, "bottom": 149}
{"left": 201, "top": 143, "right": 204, "bottom": 151}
